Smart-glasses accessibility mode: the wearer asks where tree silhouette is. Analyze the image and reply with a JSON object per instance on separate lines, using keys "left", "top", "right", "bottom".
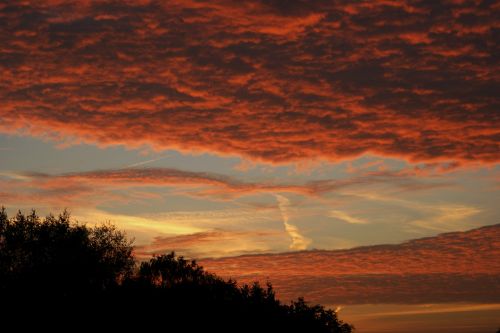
{"left": 0, "top": 208, "right": 353, "bottom": 332}
{"left": 0, "top": 207, "right": 134, "bottom": 297}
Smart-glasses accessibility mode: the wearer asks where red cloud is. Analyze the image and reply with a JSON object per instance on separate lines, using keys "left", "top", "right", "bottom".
{"left": 0, "top": 167, "right": 451, "bottom": 208}
{"left": 201, "top": 224, "right": 500, "bottom": 304}
{"left": 0, "top": 1, "right": 498, "bottom": 164}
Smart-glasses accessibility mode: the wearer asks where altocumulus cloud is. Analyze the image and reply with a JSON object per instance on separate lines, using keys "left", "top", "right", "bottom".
{"left": 201, "top": 224, "right": 500, "bottom": 305}
{"left": 0, "top": 0, "right": 498, "bottom": 164}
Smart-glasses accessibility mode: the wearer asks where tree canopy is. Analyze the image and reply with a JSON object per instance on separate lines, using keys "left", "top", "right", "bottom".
{"left": 0, "top": 208, "right": 353, "bottom": 332}
{"left": 0, "top": 207, "right": 134, "bottom": 295}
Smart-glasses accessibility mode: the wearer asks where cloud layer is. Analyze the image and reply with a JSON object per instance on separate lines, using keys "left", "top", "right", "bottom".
{"left": 0, "top": 166, "right": 451, "bottom": 207}
{"left": 1, "top": 0, "right": 498, "bottom": 164}
{"left": 201, "top": 224, "right": 500, "bottom": 304}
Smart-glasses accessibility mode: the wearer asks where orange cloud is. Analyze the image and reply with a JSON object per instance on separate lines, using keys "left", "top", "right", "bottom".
{"left": 0, "top": 0, "right": 498, "bottom": 165}
{"left": 135, "top": 229, "right": 287, "bottom": 259}
{"left": 0, "top": 167, "right": 451, "bottom": 208}
{"left": 201, "top": 224, "right": 500, "bottom": 304}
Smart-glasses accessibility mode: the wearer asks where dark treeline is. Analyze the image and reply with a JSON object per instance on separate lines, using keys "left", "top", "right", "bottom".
{"left": 0, "top": 208, "right": 353, "bottom": 332}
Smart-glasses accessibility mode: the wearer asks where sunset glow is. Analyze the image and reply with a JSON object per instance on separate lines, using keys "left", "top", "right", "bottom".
{"left": 1, "top": 1, "right": 499, "bottom": 331}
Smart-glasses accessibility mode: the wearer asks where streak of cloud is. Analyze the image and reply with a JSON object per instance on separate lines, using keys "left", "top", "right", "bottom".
{"left": 0, "top": 167, "right": 449, "bottom": 207}
{"left": 135, "top": 229, "right": 288, "bottom": 259}
{"left": 276, "top": 194, "right": 311, "bottom": 250}
{"left": 125, "top": 155, "right": 169, "bottom": 168}
{"left": 329, "top": 210, "right": 369, "bottom": 225}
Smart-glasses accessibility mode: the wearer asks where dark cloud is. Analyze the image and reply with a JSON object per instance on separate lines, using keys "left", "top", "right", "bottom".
{"left": 0, "top": 0, "right": 498, "bottom": 164}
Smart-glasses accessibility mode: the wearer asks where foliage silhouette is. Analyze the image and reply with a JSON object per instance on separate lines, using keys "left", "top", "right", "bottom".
{"left": 0, "top": 207, "right": 134, "bottom": 296}
{"left": 0, "top": 208, "right": 353, "bottom": 332}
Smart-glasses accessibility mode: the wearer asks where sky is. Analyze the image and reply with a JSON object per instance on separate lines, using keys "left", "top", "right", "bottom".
{"left": 0, "top": 0, "right": 499, "bottom": 332}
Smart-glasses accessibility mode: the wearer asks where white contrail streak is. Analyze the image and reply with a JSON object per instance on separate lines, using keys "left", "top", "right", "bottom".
{"left": 275, "top": 194, "right": 311, "bottom": 250}
{"left": 125, "top": 155, "right": 169, "bottom": 168}
{"left": 329, "top": 210, "right": 368, "bottom": 224}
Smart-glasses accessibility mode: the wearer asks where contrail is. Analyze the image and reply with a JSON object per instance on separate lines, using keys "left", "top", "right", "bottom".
{"left": 329, "top": 210, "right": 368, "bottom": 224}
{"left": 125, "top": 155, "right": 169, "bottom": 168}
{"left": 275, "top": 194, "right": 311, "bottom": 250}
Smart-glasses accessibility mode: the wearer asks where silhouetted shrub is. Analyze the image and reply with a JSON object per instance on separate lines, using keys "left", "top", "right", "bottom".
{"left": 0, "top": 208, "right": 353, "bottom": 333}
